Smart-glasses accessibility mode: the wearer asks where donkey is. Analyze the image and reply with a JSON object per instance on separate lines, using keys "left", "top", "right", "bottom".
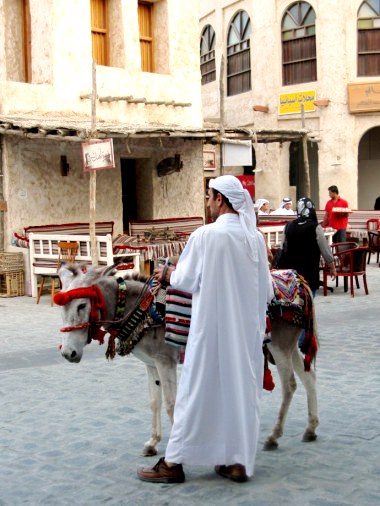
{"left": 56, "top": 264, "right": 319, "bottom": 455}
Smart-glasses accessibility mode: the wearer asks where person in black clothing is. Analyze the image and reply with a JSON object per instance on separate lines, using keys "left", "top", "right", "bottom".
{"left": 374, "top": 196, "right": 380, "bottom": 210}
{"left": 277, "top": 197, "right": 336, "bottom": 295}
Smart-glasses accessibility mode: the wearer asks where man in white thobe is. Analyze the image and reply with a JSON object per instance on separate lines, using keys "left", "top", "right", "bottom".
{"left": 270, "top": 197, "right": 295, "bottom": 216}
{"left": 137, "top": 175, "right": 273, "bottom": 483}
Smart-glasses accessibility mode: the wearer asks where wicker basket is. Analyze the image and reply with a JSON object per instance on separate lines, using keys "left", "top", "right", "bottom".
{"left": 0, "top": 271, "right": 25, "bottom": 297}
{"left": 0, "top": 252, "right": 24, "bottom": 272}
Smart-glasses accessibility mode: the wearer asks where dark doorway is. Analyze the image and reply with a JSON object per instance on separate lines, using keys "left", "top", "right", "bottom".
{"left": 121, "top": 159, "right": 137, "bottom": 233}
{"left": 289, "top": 141, "right": 319, "bottom": 207}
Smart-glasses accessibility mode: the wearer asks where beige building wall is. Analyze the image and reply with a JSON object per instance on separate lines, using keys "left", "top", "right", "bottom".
{"left": 200, "top": 0, "right": 380, "bottom": 210}
{"left": 0, "top": 0, "right": 205, "bottom": 233}
{"left": 0, "top": 0, "right": 202, "bottom": 127}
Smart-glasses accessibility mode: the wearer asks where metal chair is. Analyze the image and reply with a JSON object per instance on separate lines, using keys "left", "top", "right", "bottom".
{"left": 37, "top": 241, "right": 79, "bottom": 305}
{"left": 323, "top": 246, "right": 369, "bottom": 297}
{"left": 367, "top": 231, "right": 380, "bottom": 265}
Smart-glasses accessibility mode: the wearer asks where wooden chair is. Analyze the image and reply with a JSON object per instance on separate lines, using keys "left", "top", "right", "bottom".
{"left": 323, "top": 246, "right": 369, "bottom": 297}
{"left": 366, "top": 218, "right": 380, "bottom": 231}
{"left": 321, "top": 242, "right": 358, "bottom": 292}
{"left": 37, "top": 241, "right": 79, "bottom": 305}
{"left": 367, "top": 231, "right": 380, "bottom": 265}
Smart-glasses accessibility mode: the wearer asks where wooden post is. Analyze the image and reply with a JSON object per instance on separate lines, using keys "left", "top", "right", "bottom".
{"left": 219, "top": 55, "right": 225, "bottom": 175}
{"left": 300, "top": 104, "right": 310, "bottom": 197}
{"left": 89, "top": 60, "right": 99, "bottom": 265}
{"left": 302, "top": 134, "right": 311, "bottom": 198}
{"left": 300, "top": 103, "right": 305, "bottom": 128}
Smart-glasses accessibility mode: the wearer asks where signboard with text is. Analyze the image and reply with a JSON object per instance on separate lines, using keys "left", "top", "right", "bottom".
{"left": 279, "top": 90, "right": 316, "bottom": 115}
{"left": 347, "top": 82, "right": 380, "bottom": 113}
{"left": 82, "top": 139, "right": 115, "bottom": 171}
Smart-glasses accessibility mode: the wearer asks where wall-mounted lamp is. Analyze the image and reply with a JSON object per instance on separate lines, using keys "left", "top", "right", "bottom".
{"left": 314, "top": 99, "right": 330, "bottom": 108}
{"left": 252, "top": 105, "right": 269, "bottom": 113}
{"left": 60, "top": 155, "right": 70, "bottom": 176}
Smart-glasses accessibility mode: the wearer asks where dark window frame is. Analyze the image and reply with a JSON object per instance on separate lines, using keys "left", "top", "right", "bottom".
{"left": 200, "top": 24, "right": 216, "bottom": 85}
{"left": 357, "top": 1, "right": 380, "bottom": 76}
{"left": 281, "top": 1, "right": 317, "bottom": 86}
{"left": 226, "top": 10, "right": 251, "bottom": 96}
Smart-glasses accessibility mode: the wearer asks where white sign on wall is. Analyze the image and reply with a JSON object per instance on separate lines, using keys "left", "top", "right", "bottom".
{"left": 222, "top": 141, "right": 252, "bottom": 166}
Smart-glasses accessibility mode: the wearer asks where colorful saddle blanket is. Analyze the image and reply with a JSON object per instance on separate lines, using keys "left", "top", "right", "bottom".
{"left": 164, "top": 288, "right": 192, "bottom": 348}
{"left": 267, "top": 269, "right": 317, "bottom": 371}
{"left": 270, "top": 268, "right": 306, "bottom": 309}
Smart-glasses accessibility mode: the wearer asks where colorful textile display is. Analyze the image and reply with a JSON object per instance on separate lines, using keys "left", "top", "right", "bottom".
{"left": 268, "top": 269, "right": 317, "bottom": 371}
{"left": 164, "top": 288, "right": 192, "bottom": 347}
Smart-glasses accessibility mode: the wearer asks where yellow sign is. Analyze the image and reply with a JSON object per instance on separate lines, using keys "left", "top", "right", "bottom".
{"left": 279, "top": 90, "right": 316, "bottom": 115}
{"left": 347, "top": 82, "right": 380, "bottom": 113}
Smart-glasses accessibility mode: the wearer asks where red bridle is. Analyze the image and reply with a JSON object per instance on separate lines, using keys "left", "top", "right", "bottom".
{"left": 54, "top": 285, "right": 108, "bottom": 345}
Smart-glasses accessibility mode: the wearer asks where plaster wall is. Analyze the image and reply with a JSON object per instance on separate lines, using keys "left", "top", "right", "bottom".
{"left": 3, "top": 136, "right": 205, "bottom": 246}
{"left": 0, "top": 0, "right": 202, "bottom": 128}
{"left": 199, "top": 0, "right": 380, "bottom": 210}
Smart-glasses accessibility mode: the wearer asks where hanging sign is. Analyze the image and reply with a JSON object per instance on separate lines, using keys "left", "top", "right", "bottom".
{"left": 82, "top": 139, "right": 115, "bottom": 171}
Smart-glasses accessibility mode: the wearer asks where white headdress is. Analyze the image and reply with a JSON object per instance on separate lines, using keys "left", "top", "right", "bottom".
{"left": 281, "top": 197, "right": 292, "bottom": 208}
{"left": 254, "top": 198, "right": 269, "bottom": 211}
{"left": 209, "top": 175, "right": 258, "bottom": 261}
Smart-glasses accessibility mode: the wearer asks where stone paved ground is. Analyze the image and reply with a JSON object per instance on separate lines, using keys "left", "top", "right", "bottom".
{"left": 0, "top": 264, "right": 379, "bottom": 505}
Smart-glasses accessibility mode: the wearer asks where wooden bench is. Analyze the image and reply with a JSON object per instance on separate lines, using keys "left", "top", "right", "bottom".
{"left": 128, "top": 217, "right": 204, "bottom": 237}
{"left": 258, "top": 225, "right": 285, "bottom": 247}
{"left": 13, "top": 221, "right": 114, "bottom": 248}
{"left": 257, "top": 215, "right": 294, "bottom": 227}
{"left": 29, "top": 233, "right": 140, "bottom": 298}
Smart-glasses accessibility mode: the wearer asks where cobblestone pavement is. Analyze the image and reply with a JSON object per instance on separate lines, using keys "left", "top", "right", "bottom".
{"left": 0, "top": 264, "right": 379, "bottom": 506}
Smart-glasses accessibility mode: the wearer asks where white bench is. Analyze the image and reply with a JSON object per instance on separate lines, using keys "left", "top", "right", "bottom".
{"left": 29, "top": 233, "right": 140, "bottom": 298}
{"left": 258, "top": 225, "right": 285, "bottom": 247}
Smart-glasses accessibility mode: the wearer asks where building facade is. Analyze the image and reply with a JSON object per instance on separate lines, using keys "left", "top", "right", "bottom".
{"left": 0, "top": 0, "right": 206, "bottom": 256}
{"left": 199, "top": 0, "right": 380, "bottom": 211}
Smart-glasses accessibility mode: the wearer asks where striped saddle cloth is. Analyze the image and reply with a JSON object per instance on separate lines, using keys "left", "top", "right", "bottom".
{"left": 164, "top": 288, "right": 192, "bottom": 348}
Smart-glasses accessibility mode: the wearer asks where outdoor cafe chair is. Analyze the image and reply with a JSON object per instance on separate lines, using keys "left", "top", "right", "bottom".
{"left": 367, "top": 231, "right": 380, "bottom": 265}
{"left": 323, "top": 246, "right": 369, "bottom": 297}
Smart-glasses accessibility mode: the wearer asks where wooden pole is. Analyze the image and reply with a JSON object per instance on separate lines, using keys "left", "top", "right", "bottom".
{"left": 89, "top": 60, "right": 98, "bottom": 265}
{"left": 300, "top": 104, "right": 311, "bottom": 197}
{"left": 302, "top": 134, "right": 311, "bottom": 198}
{"left": 219, "top": 55, "right": 225, "bottom": 175}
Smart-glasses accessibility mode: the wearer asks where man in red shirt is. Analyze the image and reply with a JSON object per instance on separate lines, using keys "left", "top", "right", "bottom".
{"left": 322, "top": 185, "right": 349, "bottom": 242}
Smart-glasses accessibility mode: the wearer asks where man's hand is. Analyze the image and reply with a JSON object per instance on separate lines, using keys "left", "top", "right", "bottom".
{"left": 153, "top": 264, "right": 175, "bottom": 285}
{"left": 329, "top": 263, "right": 336, "bottom": 281}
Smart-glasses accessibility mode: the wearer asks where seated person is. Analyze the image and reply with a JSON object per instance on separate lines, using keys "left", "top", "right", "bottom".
{"left": 254, "top": 198, "right": 271, "bottom": 215}
{"left": 270, "top": 197, "right": 295, "bottom": 216}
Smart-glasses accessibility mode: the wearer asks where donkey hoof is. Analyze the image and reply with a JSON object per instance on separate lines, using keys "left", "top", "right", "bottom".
{"left": 263, "top": 439, "right": 278, "bottom": 451}
{"left": 302, "top": 432, "right": 317, "bottom": 443}
{"left": 143, "top": 446, "right": 158, "bottom": 457}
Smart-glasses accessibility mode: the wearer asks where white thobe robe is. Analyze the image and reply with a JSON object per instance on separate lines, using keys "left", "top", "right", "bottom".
{"left": 165, "top": 213, "right": 272, "bottom": 477}
{"left": 270, "top": 208, "right": 295, "bottom": 216}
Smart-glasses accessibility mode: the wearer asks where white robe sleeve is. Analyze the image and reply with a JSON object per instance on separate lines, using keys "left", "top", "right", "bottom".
{"left": 169, "top": 229, "right": 203, "bottom": 294}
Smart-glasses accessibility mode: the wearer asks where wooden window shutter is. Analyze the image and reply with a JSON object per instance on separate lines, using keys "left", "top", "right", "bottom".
{"left": 22, "top": 0, "right": 31, "bottom": 83}
{"left": 139, "top": 1, "right": 154, "bottom": 72}
{"left": 91, "top": 0, "right": 109, "bottom": 66}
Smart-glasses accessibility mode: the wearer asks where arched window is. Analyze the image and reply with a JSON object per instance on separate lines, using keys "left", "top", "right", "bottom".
{"left": 200, "top": 25, "right": 216, "bottom": 85}
{"left": 358, "top": 0, "right": 380, "bottom": 76}
{"left": 227, "top": 10, "right": 251, "bottom": 96}
{"left": 281, "top": 2, "right": 316, "bottom": 85}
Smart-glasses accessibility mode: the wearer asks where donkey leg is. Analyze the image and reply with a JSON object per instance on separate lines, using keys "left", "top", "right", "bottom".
{"left": 155, "top": 360, "right": 177, "bottom": 425}
{"left": 264, "top": 332, "right": 297, "bottom": 450}
{"left": 143, "top": 364, "right": 163, "bottom": 456}
{"left": 292, "top": 347, "right": 319, "bottom": 442}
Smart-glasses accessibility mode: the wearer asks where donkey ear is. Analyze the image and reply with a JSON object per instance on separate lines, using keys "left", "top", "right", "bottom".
{"left": 58, "top": 265, "right": 84, "bottom": 290}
